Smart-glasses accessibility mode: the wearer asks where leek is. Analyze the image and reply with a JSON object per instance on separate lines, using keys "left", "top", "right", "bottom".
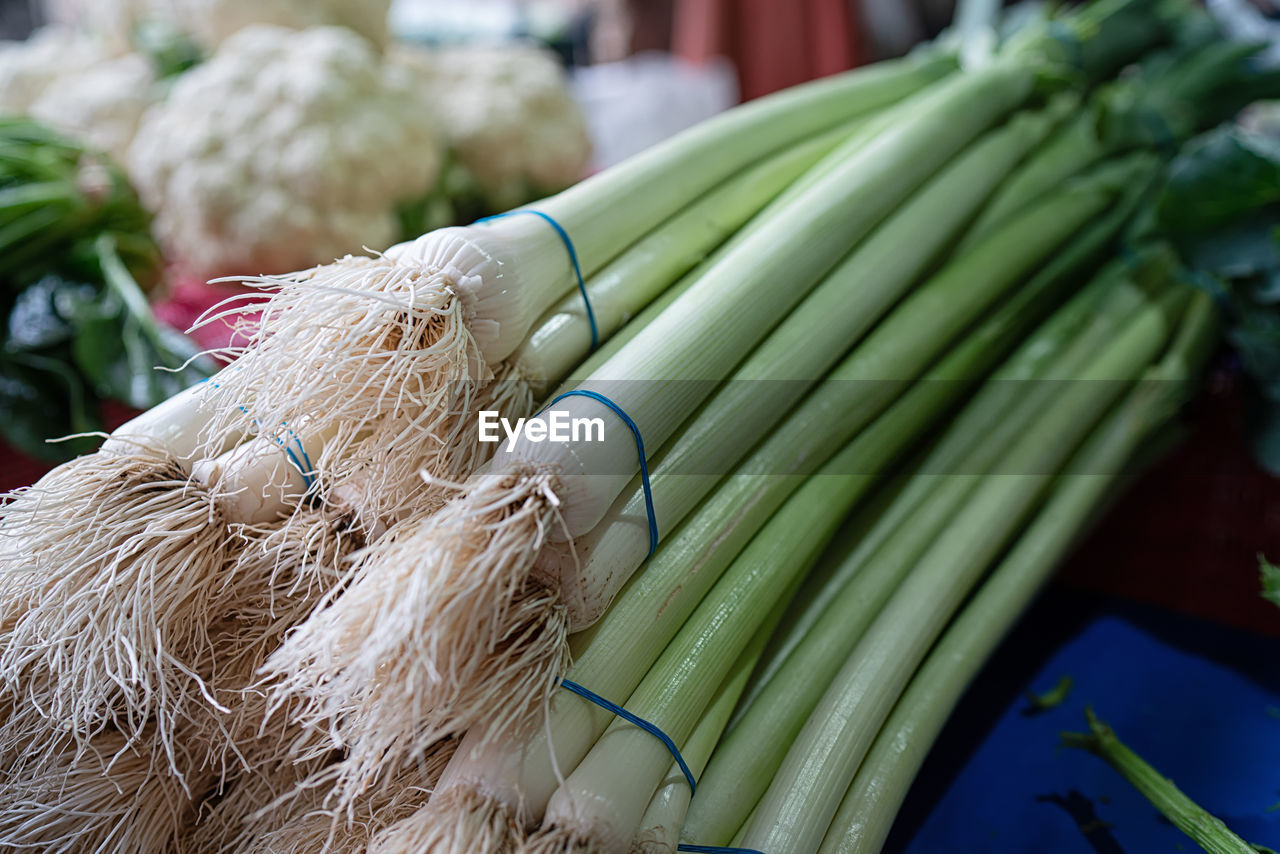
{"left": 262, "top": 61, "right": 1038, "bottom": 803}
{"left": 741, "top": 281, "right": 1193, "bottom": 854}
{"left": 683, "top": 260, "right": 1157, "bottom": 846}
{"left": 819, "top": 290, "right": 1217, "bottom": 854}
{"left": 414, "top": 156, "right": 1140, "bottom": 854}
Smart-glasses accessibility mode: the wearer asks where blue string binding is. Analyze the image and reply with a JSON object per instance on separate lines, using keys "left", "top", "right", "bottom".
{"left": 204, "top": 378, "right": 317, "bottom": 493}
{"left": 559, "top": 674, "right": 769, "bottom": 854}
{"left": 476, "top": 209, "right": 598, "bottom": 350}
{"left": 277, "top": 421, "right": 317, "bottom": 495}
{"left": 543, "top": 395, "right": 754, "bottom": 854}
{"left": 560, "top": 678, "right": 697, "bottom": 794}
{"left": 546, "top": 389, "right": 658, "bottom": 556}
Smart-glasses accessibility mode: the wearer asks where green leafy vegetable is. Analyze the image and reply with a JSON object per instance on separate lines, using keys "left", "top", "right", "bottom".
{"left": 0, "top": 117, "right": 209, "bottom": 461}
{"left": 1261, "top": 554, "right": 1280, "bottom": 609}
{"left": 1153, "top": 123, "right": 1280, "bottom": 473}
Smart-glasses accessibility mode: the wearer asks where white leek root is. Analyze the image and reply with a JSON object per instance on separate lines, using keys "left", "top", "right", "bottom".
{"left": 0, "top": 448, "right": 227, "bottom": 765}
{"left": 196, "top": 253, "right": 490, "bottom": 532}
{"left": 265, "top": 470, "right": 570, "bottom": 806}
{"left": 193, "top": 738, "right": 457, "bottom": 854}
{"left": 0, "top": 726, "right": 214, "bottom": 854}
{"left": 0, "top": 426, "right": 316, "bottom": 777}
{"left": 520, "top": 825, "right": 602, "bottom": 854}
{"left": 368, "top": 785, "right": 520, "bottom": 854}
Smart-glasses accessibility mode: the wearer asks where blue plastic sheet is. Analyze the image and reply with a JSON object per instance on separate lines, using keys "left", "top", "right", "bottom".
{"left": 891, "top": 592, "right": 1280, "bottom": 853}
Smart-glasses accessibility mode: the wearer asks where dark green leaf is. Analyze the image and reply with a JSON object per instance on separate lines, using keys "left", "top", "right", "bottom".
{"left": 0, "top": 352, "right": 102, "bottom": 460}
{"left": 1157, "top": 128, "right": 1280, "bottom": 234}
{"left": 1261, "top": 555, "right": 1280, "bottom": 609}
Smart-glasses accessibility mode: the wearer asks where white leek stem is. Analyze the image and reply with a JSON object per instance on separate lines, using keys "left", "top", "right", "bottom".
{"left": 100, "top": 376, "right": 240, "bottom": 466}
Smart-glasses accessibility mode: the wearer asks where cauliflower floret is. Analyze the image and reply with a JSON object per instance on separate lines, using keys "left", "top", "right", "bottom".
{"left": 0, "top": 27, "right": 113, "bottom": 115}
{"left": 44, "top": 0, "right": 392, "bottom": 52}
{"left": 128, "top": 25, "right": 441, "bottom": 278}
{"left": 30, "top": 53, "right": 159, "bottom": 163}
{"left": 395, "top": 43, "right": 591, "bottom": 210}
{"left": 169, "top": 0, "right": 393, "bottom": 51}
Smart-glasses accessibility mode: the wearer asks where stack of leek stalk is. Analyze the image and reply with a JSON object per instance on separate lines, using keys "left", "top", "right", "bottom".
{"left": 0, "top": 0, "right": 1273, "bottom": 852}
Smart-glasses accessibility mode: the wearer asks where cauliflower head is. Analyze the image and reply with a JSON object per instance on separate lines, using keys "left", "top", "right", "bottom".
{"left": 397, "top": 43, "right": 591, "bottom": 211}
{"left": 30, "top": 53, "right": 160, "bottom": 164}
{"left": 128, "top": 25, "right": 441, "bottom": 278}
{"left": 0, "top": 28, "right": 113, "bottom": 115}
{"left": 44, "top": 0, "right": 392, "bottom": 53}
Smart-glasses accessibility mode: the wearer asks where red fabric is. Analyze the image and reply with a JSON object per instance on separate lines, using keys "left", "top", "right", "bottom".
{"left": 671, "top": 0, "right": 731, "bottom": 62}
{"left": 672, "top": 0, "right": 865, "bottom": 100}
{"left": 151, "top": 278, "right": 267, "bottom": 353}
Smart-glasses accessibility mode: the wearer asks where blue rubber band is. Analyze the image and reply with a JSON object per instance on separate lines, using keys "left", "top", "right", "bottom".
{"left": 279, "top": 422, "right": 318, "bottom": 494}
{"left": 560, "top": 678, "right": 697, "bottom": 794}
{"left": 206, "top": 380, "right": 317, "bottom": 493}
{"left": 476, "top": 209, "right": 598, "bottom": 350}
{"left": 677, "top": 846, "right": 768, "bottom": 854}
{"left": 547, "top": 389, "right": 658, "bottom": 556}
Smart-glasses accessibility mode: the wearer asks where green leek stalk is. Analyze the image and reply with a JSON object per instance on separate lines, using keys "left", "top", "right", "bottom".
{"left": 959, "top": 105, "right": 1107, "bottom": 250}
{"left": 551, "top": 151, "right": 1145, "bottom": 639}
{"left": 961, "top": 30, "right": 1280, "bottom": 250}
{"left": 522, "top": 53, "right": 957, "bottom": 282}
{"left": 1061, "top": 709, "right": 1261, "bottom": 854}
{"left": 630, "top": 599, "right": 786, "bottom": 854}
{"left": 741, "top": 278, "right": 1193, "bottom": 854}
{"left": 554, "top": 96, "right": 932, "bottom": 394}
{"left": 725, "top": 151, "right": 1158, "bottom": 725}
{"left": 542, "top": 101, "right": 1072, "bottom": 629}
{"left": 427, "top": 155, "right": 1141, "bottom": 844}
{"left": 821, "top": 290, "right": 1218, "bottom": 854}
{"left": 500, "top": 61, "right": 1037, "bottom": 539}
{"left": 514, "top": 0, "right": 1169, "bottom": 534}
{"left": 682, "top": 260, "right": 1156, "bottom": 846}
{"left": 507, "top": 122, "right": 860, "bottom": 396}
{"left": 532, "top": 413, "right": 954, "bottom": 852}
